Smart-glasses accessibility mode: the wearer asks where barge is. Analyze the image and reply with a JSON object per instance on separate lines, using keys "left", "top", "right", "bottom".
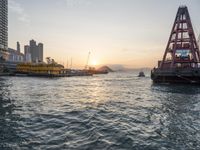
{"left": 151, "top": 6, "right": 200, "bottom": 84}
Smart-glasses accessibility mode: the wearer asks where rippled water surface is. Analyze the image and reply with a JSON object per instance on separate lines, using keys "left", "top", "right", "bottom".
{"left": 0, "top": 72, "right": 200, "bottom": 150}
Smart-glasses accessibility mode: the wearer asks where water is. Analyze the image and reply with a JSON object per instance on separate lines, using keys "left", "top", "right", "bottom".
{"left": 0, "top": 72, "right": 200, "bottom": 150}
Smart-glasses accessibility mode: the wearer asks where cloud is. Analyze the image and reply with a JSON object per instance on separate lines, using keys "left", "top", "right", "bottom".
{"left": 8, "top": 0, "right": 30, "bottom": 24}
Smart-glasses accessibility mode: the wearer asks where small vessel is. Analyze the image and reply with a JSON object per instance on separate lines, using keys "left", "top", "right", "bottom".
{"left": 138, "top": 71, "right": 145, "bottom": 77}
{"left": 86, "top": 67, "right": 108, "bottom": 74}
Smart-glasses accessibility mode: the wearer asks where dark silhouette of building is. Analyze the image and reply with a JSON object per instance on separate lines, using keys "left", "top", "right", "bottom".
{"left": 17, "top": 42, "right": 20, "bottom": 53}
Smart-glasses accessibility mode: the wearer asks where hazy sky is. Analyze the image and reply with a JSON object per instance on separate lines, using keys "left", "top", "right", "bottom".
{"left": 8, "top": 0, "right": 200, "bottom": 68}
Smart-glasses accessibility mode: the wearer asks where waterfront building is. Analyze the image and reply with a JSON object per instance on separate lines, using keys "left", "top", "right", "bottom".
{"left": 7, "top": 48, "right": 24, "bottom": 62}
{"left": 0, "top": 0, "right": 8, "bottom": 61}
{"left": 7, "top": 42, "right": 24, "bottom": 62}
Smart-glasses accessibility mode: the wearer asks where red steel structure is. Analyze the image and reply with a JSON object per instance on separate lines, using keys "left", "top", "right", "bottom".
{"left": 160, "top": 6, "right": 200, "bottom": 69}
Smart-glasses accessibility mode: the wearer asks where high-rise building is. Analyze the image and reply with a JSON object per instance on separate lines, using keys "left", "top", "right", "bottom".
{"left": 30, "top": 39, "right": 38, "bottom": 62}
{"left": 198, "top": 35, "right": 200, "bottom": 49}
{"left": 29, "top": 39, "right": 44, "bottom": 63}
{"left": 24, "top": 45, "right": 30, "bottom": 54}
{"left": 17, "top": 42, "right": 20, "bottom": 52}
{"left": 0, "top": 0, "right": 8, "bottom": 61}
{"left": 38, "top": 43, "right": 43, "bottom": 62}
{"left": 24, "top": 45, "right": 31, "bottom": 62}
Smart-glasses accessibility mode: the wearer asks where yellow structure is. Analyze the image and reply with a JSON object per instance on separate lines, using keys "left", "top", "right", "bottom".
{"left": 16, "top": 63, "right": 64, "bottom": 76}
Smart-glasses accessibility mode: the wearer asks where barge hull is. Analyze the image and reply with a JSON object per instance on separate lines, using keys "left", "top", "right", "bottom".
{"left": 152, "top": 75, "right": 200, "bottom": 84}
{"left": 151, "top": 68, "right": 200, "bottom": 84}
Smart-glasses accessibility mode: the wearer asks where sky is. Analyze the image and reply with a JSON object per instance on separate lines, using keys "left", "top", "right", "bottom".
{"left": 8, "top": 0, "right": 200, "bottom": 69}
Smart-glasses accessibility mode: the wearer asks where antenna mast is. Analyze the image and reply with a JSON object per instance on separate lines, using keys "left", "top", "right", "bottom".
{"left": 70, "top": 57, "right": 72, "bottom": 69}
{"left": 85, "top": 51, "right": 91, "bottom": 70}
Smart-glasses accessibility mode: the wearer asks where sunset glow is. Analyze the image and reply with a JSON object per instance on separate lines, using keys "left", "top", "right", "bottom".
{"left": 90, "top": 60, "right": 98, "bottom": 66}
{"left": 8, "top": 0, "right": 200, "bottom": 69}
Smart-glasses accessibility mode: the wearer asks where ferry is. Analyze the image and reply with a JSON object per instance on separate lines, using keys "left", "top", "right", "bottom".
{"left": 16, "top": 63, "right": 64, "bottom": 77}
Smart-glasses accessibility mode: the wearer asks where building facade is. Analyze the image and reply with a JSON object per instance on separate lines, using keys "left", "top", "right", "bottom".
{"left": 7, "top": 42, "right": 24, "bottom": 62}
{"left": 8, "top": 48, "right": 24, "bottom": 62}
{"left": 0, "top": 0, "right": 8, "bottom": 61}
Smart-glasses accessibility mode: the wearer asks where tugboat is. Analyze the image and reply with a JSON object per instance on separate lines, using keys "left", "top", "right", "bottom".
{"left": 138, "top": 71, "right": 145, "bottom": 77}
{"left": 151, "top": 6, "right": 200, "bottom": 84}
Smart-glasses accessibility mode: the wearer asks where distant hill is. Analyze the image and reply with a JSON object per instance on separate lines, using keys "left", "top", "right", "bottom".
{"left": 106, "top": 64, "right": 127, "bottom": 71}
{"left": 97, "top": 66, "right": 114, "bottom": 72}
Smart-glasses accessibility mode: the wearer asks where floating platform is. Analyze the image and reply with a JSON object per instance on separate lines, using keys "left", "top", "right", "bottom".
{"left": 151, "top": 6, "right": 200, "bottom": 84}
{"left": 151, "top": 68, "right": 200, "bottom": 84}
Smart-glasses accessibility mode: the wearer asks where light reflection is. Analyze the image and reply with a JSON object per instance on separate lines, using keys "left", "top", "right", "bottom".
{"left": 79, "top": 78, "right": 109, "bottom": 106}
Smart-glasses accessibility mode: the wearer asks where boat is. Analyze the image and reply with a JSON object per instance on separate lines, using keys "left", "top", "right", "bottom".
{"left": 16, "top": 63, "right": 65, "bottom": 77}
{"left": 151, "top": 6, "right": 200, "bottom": 84}
{"left": 138, "top": 71, "right": 145, "bottom": 77}
{"left": 65, "top": 69, "right": 93, "bottom": 77}
{"left": 15, "top": 56, "right": 93, "bottom": 77}
{"left": 84, "top": 52, "right": 109, "bottom": 75}
{"left": 86, "top": 67, "right": 108, "bottom": 74}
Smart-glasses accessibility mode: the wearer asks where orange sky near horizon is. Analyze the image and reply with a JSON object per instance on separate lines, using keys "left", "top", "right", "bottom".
{"left": 8, "top": 0, "right": 200, "bottom": 69}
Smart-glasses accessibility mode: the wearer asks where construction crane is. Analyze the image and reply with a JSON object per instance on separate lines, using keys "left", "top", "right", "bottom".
{"left": 85, "top": 51, "right": 91, "bottom": 70}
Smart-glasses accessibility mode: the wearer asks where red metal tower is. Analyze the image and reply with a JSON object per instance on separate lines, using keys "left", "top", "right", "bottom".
{"left": 160, "top": 6, "right": 200, "bottom": 69}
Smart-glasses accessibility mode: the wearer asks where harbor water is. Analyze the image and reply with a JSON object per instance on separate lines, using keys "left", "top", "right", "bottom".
{"left": 0, "top": 72, "right": 200, "bottom": 150}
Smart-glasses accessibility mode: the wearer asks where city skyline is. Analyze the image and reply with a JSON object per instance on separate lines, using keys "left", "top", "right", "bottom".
{"left": 8, "top": 0, "right": 200, "bottom": 68}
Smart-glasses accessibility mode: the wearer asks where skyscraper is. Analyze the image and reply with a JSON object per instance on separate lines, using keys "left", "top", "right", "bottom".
{"left": 30, "top": 39, "right": 38, "bottom": 62}
{"left": 38, "top": 43, "right": 43, "bottom": 62}
{"left": 17, "top": 42, "right": 20, "bottom": 53}
{"left": 29, "top": 40, "right": 44, "bottom": 63}
{"left": 0, "top": 0, "right": 8, "bottom": 61}
{"left": 24, "top": 45, "right": 31, "bottom": 62}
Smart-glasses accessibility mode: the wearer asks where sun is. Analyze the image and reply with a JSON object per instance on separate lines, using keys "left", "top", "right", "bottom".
{"left": 91, "top": 60, "right": 98, "bottom": 66}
